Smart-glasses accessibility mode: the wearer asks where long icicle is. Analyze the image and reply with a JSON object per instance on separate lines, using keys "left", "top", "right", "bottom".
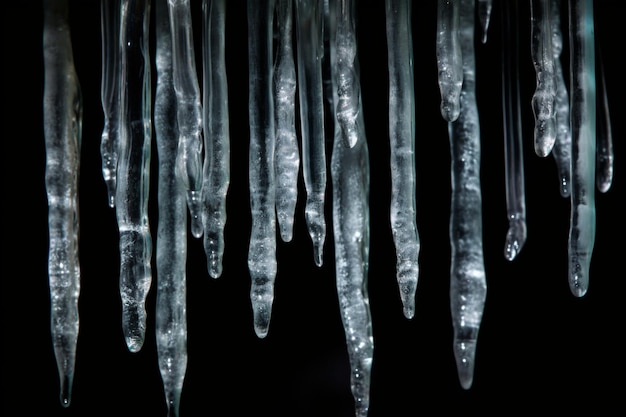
{"left": 202, "top": 0, "right": 230, "bottom": 278}
{"left": 117, "top": 0, "right": 153, "bottom": 353}
{"left": 247, "top": 0, "right": 278, "bottom": 338}
{"left": 448, "top": 0, "right": 486, "bottom": 390}
{"left": 43, "top": 0, "right": 83, "bottom": 407}
{"left": 595, "top": 36, "right": 613, "bottom": 193}
{"left": 100, "top": 0, "right": 121, "bottom": 208}
{"left": 385, "top": 0, "right": 419, "bottom": 319}
{"left": 501, "top": 0, "right": 527, "bottom": 261}
{"left": 155, "top": 0, "right": 188, "bottom": 415}
{"left": 274, "top": 0, "right": 300, "bottom": 243}
{"left": 567, "top": 0, "right": 596, "bottom": 297}
{"left": 295, "top": 0, "right": 327, "bottom": 266}
{"left": 329, "top": 1, "right": 373, "bottom": 415}
{"left": 168, "top": 0, "right": 204, "bottom": 238}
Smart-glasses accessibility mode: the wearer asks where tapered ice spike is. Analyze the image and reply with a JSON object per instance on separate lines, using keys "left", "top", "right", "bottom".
{"left": 477, "top": 0, "right": 493, "bottom": 44}
{"left": 43, "top": 0, "right": 82, "bottom": 407}
{"left": 436, "top": 0, "right": 462, "bottom": 122}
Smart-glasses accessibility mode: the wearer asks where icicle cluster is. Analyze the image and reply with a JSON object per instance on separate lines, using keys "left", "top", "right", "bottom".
{"left": 43, "top": 0, "right": 613, "bottom": 416}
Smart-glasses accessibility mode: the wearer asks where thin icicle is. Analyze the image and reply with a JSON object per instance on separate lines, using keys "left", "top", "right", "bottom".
{"left": 530, "top": 0, "right": 557, "bottom": 157}
{"left": 117, "top": 0, "right": 153, "bottom": 353}
{"left": 168, "top": 0, "right": 204, "bottom": 238}
{"left": 202, "top": 0, "right": 230, "bottom": 278}
{"left": 274, "top": 0, "right": 300, "bottom": 243}
{"left": 247, "top": 0, "right": 277, "bottom": 338}
{"left": 154, "top": 0, "right": 187, "bottom": 415}
{"left": 100, "top": 0, "right": 121, "bottom": 208}
{"left": 436, "top": 0, "right": 462, "bottom": 122}
{"left": 329, "top": 1, "right": 373, "bottom": 415}
{"left": 295, "top": 0, "right": 327, "bottom": 266}
{"left": 550, "top": 0, "right": 572, "bottom": 198}
{"left": 567, "top": 0, "right": 596, "bottom": 297}
{"left": 43, "top": 0, "right": 82, "bottom": 407}
{"left": 501, "top": 0, "right": 527, "bottom": 261}
{"left": 385, "top": 0, "right": 419, "bottom": 319}
{"left": 595, "top": 42, "right": 613, "bottom": 193}
{"left": 477, "top": 0, "right": 493, "bottom": 44}
{"left": 448, "top": 0, "right": 486, "bottom": 390}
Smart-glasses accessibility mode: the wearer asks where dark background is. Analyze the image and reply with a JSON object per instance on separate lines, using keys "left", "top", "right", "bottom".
{"left": 3, "top": 1, "right": 624, "bottom": 416}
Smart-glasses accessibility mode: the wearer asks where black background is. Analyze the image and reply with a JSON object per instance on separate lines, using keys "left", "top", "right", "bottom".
{"left": 3, "top": 1, "right": 624, "bottom": 416}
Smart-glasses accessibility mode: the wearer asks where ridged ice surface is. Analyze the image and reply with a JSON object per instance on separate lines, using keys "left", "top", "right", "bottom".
{"left": 155, "top": 1, "right": 188, "bottom": 416}
{"left": 43, "top": 0, "right": 82, "bottom": 407}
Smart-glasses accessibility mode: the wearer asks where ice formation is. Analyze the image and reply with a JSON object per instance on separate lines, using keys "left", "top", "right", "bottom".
{"left": 43, "top": 0, "right": 613, "bottom": 416}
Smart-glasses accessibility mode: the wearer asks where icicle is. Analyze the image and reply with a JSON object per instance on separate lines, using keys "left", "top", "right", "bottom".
{"left": 448, "top": 0, "right": 486, "bottom": 390}
{"left": 567, "top": 0, "right": 596, "bottom": 297}
{"left": 595, "top": 42, "right": 613, "bottom": 193}
{"left": 295, "top": 0, "right": 327, "bottom": 266}
{"left": 168, "top": 0, "right": 204, "bottom": 238}
{"left": 477, "top": 0, "right": 493, "bottom": 44}
{"left": 385, "top": 0, "right": 419, "bottom": 319}
{"left": 274, "top": 0, "right": 300, "bottom": 243}
{"left": 202, "top": 0, "right": 230, "bottom": 278}
{"left": 247, "top": 0, "right": 278, "bottom": 338}
{"left": 501, "top": 0, "right": 527, "bottom": 261}
{"left": 43, "top": 0, "right": 82, "bottom": 407}
{"left": 100, "top": 0, "right": 121, "bottom": 208}
{"left": 117, "top": 0, "right": 153, "bottom": 352}
{"left": 436, "top": 0, "right": 462, "bottom": 122}
{"left": 530, "top": 0, "right": 557, "bottom": 157}
{"left": 329, "top": 1, "right": 373, "bottom": 415}
{"left": 550, "top": 0, "right": 572, "bottom": 198}
{"left": 154, "top": 0, "right": 188, "bottom": 415}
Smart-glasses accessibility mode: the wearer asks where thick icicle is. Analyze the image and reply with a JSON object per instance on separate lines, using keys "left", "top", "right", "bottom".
{"left": 530, "top": 0, "right": 557, "bottom": 157}
{"left": 117, "top": 0, "right": 153, "bottom": 352}
{"left": 202, "top": 0, "right": 230, "bottom": 278}
{"left": 43, "top": 0, "right": 82, "bottom": 407}
{"left": 436, "top": 0, "right": 462, "bottom": 122}
{"left": 595, "top": 44, "right": 613, "bottom": 193}
{"left": 333, "top": 0, "right": 361, "bottom": 149}
{"left": 274, "top": 0, "right": 300, "bottom": 243}
{"left": 447, "top": 0, "right": 486, "bottom": 390}
{"left": 501, "top": 0, "right": 527, "bottom": 261}
{"left": 329, "top": 1, "right": 373, "bottom": 415}
{"left": 168, "top": 0, "right": 204, "bottom": 238}
{"left": 154, "top": 1, "right": 187, "bottom": 415}
{"left": 567, "top": 0, "right": 596, "bottom": 297}
{"left": 385, "top": 0, "right": 419, "bottom": 319}
{"left": 100, "top": 0, "right": 121, "bottom": 208}
{"left": 550, "top": 0, "right": 572, "bottom": 198}
{"left": 477, "top": 0, "right": 493, "bottom": 44}
{"left": 247, "top": 0, "right": 278, "bottom": 338}
{"left": 295, "top": 0, "right": 327, "bottom": 266}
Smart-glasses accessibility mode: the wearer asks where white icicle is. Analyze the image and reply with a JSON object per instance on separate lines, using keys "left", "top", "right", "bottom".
{"left": 117, "top": 0, "right": 153, "bottom": 353}
{"left": 168, "top": 0, "right": 204, "bottom": 238}
{"left": 43, "top": 0, "right": 82, "bottom": 407}
{"left": 567, "top": 0, "right": 596, "bottom": 297}
{"left": 436, "top": 0, "right": 462, "bottom": 122}
{"left": 530, "top": 0, "right": 557, "bottom": 157}
{"left": 155, "top": 0, "right": 188, "bottom": 415}
{"left": 202, "top": 0, "right": 230, "bottom": 278}
{"left": 477, "top": 0, "right": 493, "bottom": 44}
{"left": 247, "top": 0, "right": 278, "bottom": 338}
{"left": 385, "top": 0, "right": 420, "bottom": 319}
{"left": 100, "top": 0, "right": 121, "bottom": 208}
{"left": 447, "top": 0, "right": 486, "bottom": 390}
{"left": 295, "top": 0, "right": 327, "bottom": 266}
{"left": 501, "top": 0, "right": 527, "bottom": 261}
{"left": 550, "top": 0, "right": 572, "bottom": 198}
{"left": 329, "top": 1, "right": 373, "bottom": 415}
{"left": 274, "top": 0, "right": 300, "bottom": 243}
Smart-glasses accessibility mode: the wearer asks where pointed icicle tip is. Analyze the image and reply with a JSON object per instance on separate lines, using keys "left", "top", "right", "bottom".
{"left": 59, "top": 373, "right": 73, "bottom": 408}
{"left": 454, "top": 340, "right": 477, "bottom": 390}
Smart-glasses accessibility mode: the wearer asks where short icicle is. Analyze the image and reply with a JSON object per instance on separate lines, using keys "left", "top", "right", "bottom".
{"left": 447, "top": 0, "right": 487, "bottom": 390}
{"left": 436, "top": 0, "right": 462, "bottom": 122}
{"left": 43, "top": 0, "right": 83, "bottom": 407}
{"left": 155, "top": 0, "right": 188, "bottom": 415}
{"left": 385, "top": 0, "right": 420, "bottom": 319}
